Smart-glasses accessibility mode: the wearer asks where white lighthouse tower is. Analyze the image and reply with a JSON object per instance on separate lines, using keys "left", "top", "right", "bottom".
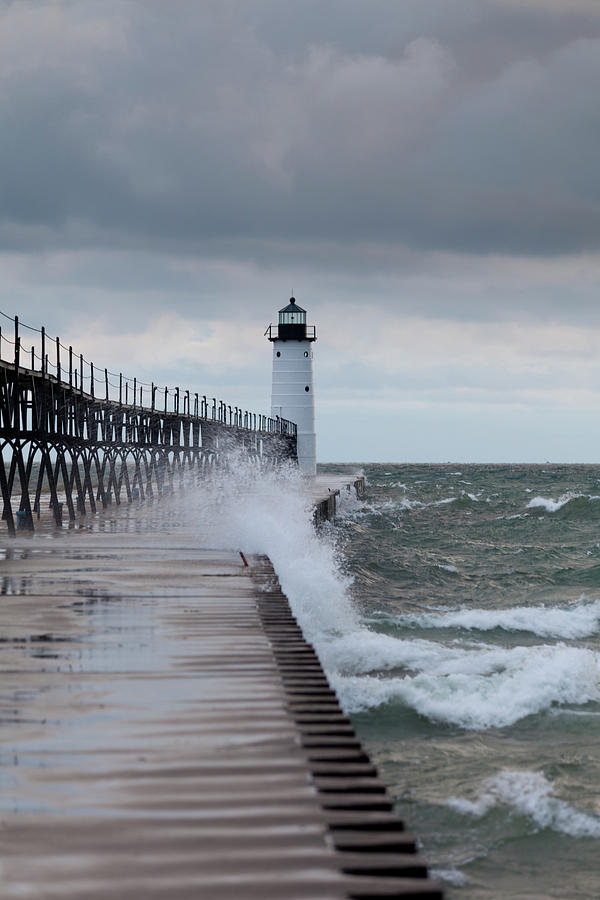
{"left": 267, "top": 297, "right": 317, "bottom": 476}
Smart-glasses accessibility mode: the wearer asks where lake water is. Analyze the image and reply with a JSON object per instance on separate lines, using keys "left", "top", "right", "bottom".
{"left": 315, "top": 463, "right": 600, "bottom": 899}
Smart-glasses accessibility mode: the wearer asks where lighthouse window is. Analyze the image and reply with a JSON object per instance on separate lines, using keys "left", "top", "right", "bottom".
{"left": 305, "top": 385, "right": 310, "bottom": 392}
{"left": 279, "top": 310, "right": 307, "bottom": 325}
{"left": 276, "top": 351, "right": 281, "bottom": 357}
{"left": 304, "top": 351, "right": 309, "bottom": 357}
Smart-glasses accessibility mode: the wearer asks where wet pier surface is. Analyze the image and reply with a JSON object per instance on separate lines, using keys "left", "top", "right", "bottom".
{"left": 0, "top": 521, "right": 441, "bottom": 897}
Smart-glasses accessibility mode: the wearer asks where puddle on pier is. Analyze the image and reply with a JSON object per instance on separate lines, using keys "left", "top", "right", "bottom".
{"left": 0, "top": 484, "right": 253, "bottom": 818}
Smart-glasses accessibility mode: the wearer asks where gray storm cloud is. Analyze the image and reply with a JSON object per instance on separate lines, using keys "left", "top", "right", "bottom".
{"left": 1, "top": 0, "right": 599, "bottom": 257}
{"left": 2, "top": 0, "right": 600, "bottom": 461}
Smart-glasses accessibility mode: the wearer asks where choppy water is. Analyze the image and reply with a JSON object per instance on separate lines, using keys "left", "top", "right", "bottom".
{"left": 318, "top": 463, "right": 600, "bottom": 899}
{"left": 25, "top": 458, "right": 598, "bottom": 897}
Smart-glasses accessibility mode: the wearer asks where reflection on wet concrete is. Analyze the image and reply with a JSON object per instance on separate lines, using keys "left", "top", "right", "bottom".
{"left": 0, "top": 501, "right": 348, "bottom": 898}
{"left": 0, "top": 490, "right": 440, "bottom": 899}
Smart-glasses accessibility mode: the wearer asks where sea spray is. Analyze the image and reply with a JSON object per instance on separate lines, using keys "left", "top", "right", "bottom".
{"left": 185, "top": 457, "right": 358, "bottom": 641}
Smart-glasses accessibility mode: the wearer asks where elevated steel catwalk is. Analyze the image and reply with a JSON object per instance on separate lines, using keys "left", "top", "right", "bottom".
{"left": 0, "top": 312, "right": 296, "bottom": 534}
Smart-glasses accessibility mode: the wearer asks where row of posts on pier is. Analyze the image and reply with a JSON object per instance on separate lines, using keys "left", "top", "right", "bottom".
{"left": 0, "top": 313, "right": 295, "bottom": 436}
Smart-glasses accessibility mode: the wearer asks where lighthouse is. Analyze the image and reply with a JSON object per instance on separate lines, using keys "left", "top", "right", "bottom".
{"left": 267, "top": 297, "right": 317, "bottom": 476}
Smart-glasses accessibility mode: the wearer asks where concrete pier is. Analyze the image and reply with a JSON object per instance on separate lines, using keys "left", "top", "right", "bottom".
{"left": 0, "top": 507, "right": 441, "bottom": 898}
{"left": 311, "top": 474, "right": 365, "bottom": 524}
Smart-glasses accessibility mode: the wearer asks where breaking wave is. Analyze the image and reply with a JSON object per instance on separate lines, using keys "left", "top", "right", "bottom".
{"left": 328, "top": 639, "right": 600, "bottom": 729}
{"left": 378, "top": 598, "right": 600, "bottom": 639}
{"left": 526, "top": 493, "right": 600, "bottom": 516}
{"left": 447, "top": 770, "right": 600, "bottom": 838}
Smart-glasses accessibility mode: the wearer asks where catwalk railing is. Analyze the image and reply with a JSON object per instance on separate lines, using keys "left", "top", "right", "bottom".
{"left": 0, "top": 313, "right": 297, "bottom": 534}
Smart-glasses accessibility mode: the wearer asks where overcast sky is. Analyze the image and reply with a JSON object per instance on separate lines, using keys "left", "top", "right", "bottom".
{"left": 2, "top": 0, "right": 600, "bottom": 462}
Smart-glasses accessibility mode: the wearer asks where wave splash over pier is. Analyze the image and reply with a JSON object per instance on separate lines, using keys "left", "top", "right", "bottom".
{"left": 186, "top": 458, "right": 358, "bottom": 642}
{"left": 187, "top": 462, "right": 600, "bottom": 734}
{"left": 196, "top": 462, "right": 600, "bottom": 897}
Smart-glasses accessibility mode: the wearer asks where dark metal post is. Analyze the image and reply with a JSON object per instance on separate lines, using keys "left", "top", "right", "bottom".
{"left": 119, "top": 374, "right": 123, "bottom": 405}
{"left": 69, "top": 346, "right": 73, "bottom": 389}
{"left": 133, "top": 378, "right": 137, "bottom": 408}
{"left": 105, "top": 368, "right": 109, "bottom": 401}
{"left": 90, "top": 362, "right": 95, "bottom": 399}
{"left": 79, "top": 354, "right": 83, "bottom": 395}
{"left": 12, "top": 319, "right": 20, "bottom": 433}
{"left": 151, "top": 383, "right": 155, "bottom": 411}
{"left": 41, "top": 327, "right": 46, "bottom": 377}
{"left": 14, "top": 316, "right": 19, "bottom": 370}
{"left": 56, "top": 337, "right": 61, "bottom": 383}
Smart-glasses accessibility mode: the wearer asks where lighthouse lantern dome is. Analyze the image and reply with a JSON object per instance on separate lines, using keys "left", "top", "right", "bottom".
{"left": 279, "top": 297, "right": 306, "bottom": 326}
{"left": 268, "top": 296, "right": 316, "bottom": 342}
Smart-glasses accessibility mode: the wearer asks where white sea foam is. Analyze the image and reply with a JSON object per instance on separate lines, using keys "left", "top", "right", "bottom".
{"left": 527, "top": 493, "right": 578, "bottom": 512}
{"left": 323, "top": 631, "right": 488, "bottom": 676}
{"left": 347, "top": 497, "right": 423, "bottom": 518}
{"left": 397, "top": 498, "right": 424, "bottom": 510}
{"left": 384, "top": 599, "right": 600, "bottom": 638}
{"left": 329, "top": 641, "right": 600, "bottom": 729}
{"left": 360, "top": 495, "right": 458, "bottom": 513}
{"left": 436, "top": 563, "right": 458, "bottom": 573}
{"left": 431, "top": 868, "right": 469, "bottom": 887}
{"left": 447, "top": 770, "right": 600, "bottom": 837}
{"left": 526, "top": 493, "right": 600, "bottom": 513}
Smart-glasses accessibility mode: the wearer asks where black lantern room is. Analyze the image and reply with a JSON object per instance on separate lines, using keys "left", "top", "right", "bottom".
{"left": 267, "top": 297, "right": 317, "bottom": 341}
